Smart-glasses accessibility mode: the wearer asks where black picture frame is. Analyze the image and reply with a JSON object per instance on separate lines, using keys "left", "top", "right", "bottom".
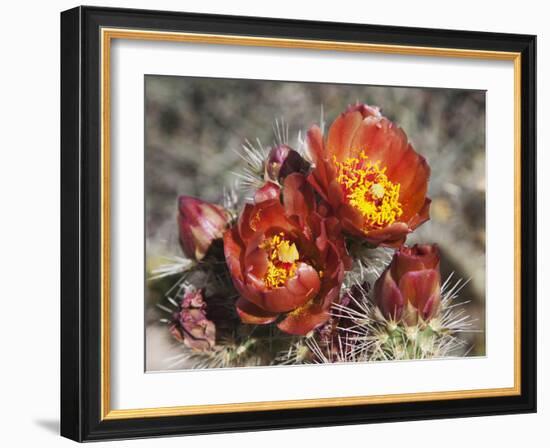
{"left": 61, "top": 5, "right": 536, "bottom": 442}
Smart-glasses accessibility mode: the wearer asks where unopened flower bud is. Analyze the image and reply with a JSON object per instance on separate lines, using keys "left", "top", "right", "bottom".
{"left": 374, "top": 244, "right": 441, "bottom": 325}
{"left": 264, "top": 144, "right": 310, "bottom": 182}
{"left": 178, "top": 196, "right": 229, "bottom": 260}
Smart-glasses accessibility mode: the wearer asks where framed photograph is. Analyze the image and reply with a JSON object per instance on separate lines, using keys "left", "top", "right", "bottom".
{"left": 60, "top": 6, "right": 536, "bottom": 441}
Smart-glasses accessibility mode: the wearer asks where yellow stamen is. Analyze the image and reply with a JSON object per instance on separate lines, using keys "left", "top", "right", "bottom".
{"left": 334, "top": 151, "right": 403, "bottom": 230}
{"left": 370, "top": 183, "right": 385, "bottom": 199}
{"left": 264, "top": 263, "right": 294, "bottom": 289}
{"left": 277, "top": 240, "right": 299, "bottom": 263}
{"left": 260, "top": 233, "right": 300, "bottom": 289}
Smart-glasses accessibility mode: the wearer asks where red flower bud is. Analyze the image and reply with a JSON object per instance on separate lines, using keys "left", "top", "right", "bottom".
{"left": 374, "top": 244, "right": 441, "bottom": 325}
{"left": 264, "top": 144, "right": 310, "bottom": 182}
{"left": 177, "top": 196, "right": 230, "bottom": 260}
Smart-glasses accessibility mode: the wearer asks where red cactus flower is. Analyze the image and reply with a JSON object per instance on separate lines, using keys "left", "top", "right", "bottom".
{"left": 374, "top": 244, "right": 441, "bottom": 325}
{"left": 178, "top": 196, "right": 230, "bottom": 260}
{"left": 170, "top": 289, "right": 216, "bottom": 352}
{"left": 223, "top": 173, "right": 351, "bottom": 335}
{"left": 307, "top": 103, "right": 431, "bottom": 247}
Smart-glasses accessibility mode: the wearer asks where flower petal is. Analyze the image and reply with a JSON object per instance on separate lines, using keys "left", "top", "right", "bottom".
{"left": 352, "top": 118, "right": 406, "bottom": 168}
{"left": 277, "top": 286, "right": 339, "bottom": 336}
{"left": 327, "top": 178, "right": 345, "bottom": 207}
{"left": 395, "top": 153, "right": 430, "bottom": 222}
{"left": 326, "top": 108, "right": 365, "bottom": 161}
{"left": 277, "top": 302, "right": 330, "bottom": 335}
{"left": 251, "top": 201, "right": 296, "bottom": 235}
{"left": 398, "top": 269, "right": 441, "bottom": 314}
{"left": 243, "top": 245, "right": 269, "bottom": 279}
{"left": 285, "top": 262, "right": 321, "bottom": 298}
{"left": 238, "top": 203, "right": 257, "bottom": 241}
{"left": 259, "top": 266, "right": 319, "bottom": 314}
{"left": 283, "top": 173, "right": 315, "bottom": 225}
{"left": 387, "top": 145, "right": 427, "bottom": 194}
{"left": 236, "top": 297, "right": 279, "bottom": 324}
{"left": 406, "top": 197, "right": 431, "bottom": 231}
{"left": 374, "top": 268, "right": 405, "bottom": 320}
{"left": 307, "top": 126, "right": 331, "bottom": 196}
{"left": 338, "top": 202, "right": 367, "bottom": 237}
{"left": 306, "top": 125, "right": 325, "bottom": 165}
{"left": 223, "top": 228, "right": 244, "bottom": 284}
{"left": 365, "top": 222, "right": 410, "bottom": 247}
{"left": 421, "top": 293, "right": 441, "bottom": 321}
{"left": 254, "top": 182, "right": 280, "bottom": 203}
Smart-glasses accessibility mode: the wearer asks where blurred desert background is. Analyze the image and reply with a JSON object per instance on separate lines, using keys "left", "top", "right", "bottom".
{"left": 145, "top": 75, "right": 486, "bottom": 370}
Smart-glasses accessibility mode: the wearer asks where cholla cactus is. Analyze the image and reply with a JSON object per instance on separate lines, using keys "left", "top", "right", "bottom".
{"left": 149, "top": 103, "right": 480, "bottom": 370}
{"left": 328, "top": 273, "right": 475, "bottom": 363}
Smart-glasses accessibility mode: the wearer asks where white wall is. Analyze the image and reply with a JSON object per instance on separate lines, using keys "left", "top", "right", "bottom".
{"left": 0, "top": 0, "right": 545, "bottom": 446}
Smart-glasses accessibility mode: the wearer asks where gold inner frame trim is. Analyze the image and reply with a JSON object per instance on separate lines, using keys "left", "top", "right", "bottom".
{"left": 100, "top": 27, "right": 522, "bottom": 420}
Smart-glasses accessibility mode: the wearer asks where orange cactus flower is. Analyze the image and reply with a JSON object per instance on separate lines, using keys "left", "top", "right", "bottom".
{"left": 223, "top": 173, "right": 351, "bottom": 335}
{"left": 307, "top": 103, "right": 431, "bottom": 247}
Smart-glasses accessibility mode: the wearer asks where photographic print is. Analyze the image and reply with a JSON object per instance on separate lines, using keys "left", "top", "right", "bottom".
{"left": 145, "top": 76, "right": 486, "bottom": 371}
{"left": 61, "top": 9, "right": 536, "bottom": 440}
